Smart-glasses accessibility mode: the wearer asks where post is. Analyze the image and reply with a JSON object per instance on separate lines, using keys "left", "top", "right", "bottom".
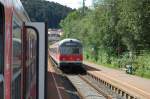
{"left": 83, "top": 0, "right": 85, "bottom": 15}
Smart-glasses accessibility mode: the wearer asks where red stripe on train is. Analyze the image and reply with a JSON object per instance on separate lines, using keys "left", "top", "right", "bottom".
{"left": 59, "top": 54, "right": 83, "bottom": 61}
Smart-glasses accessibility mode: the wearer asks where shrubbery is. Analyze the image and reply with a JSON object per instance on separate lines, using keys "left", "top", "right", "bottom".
{"left": 84, "top": 49, "right": 150, "bottom": 78}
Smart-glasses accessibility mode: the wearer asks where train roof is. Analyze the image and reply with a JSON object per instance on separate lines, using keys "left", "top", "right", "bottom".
{"left": 59, "top": 38, "right": 81, "bottom": 45}
{"left": 49, "top": 38, "right": 82, "bottom": 48}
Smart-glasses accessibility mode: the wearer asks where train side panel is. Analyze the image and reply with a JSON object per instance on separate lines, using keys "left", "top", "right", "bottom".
{"left": 49, "top": 43, "right": 60, "bottom": 66}
{"left": 0, "top": 0, "right": 47, "bottom": 99}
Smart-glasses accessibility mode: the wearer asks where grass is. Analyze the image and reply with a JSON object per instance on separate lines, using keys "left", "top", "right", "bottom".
{"left": 84, "top": 50, "right": 150, "bottom": 79}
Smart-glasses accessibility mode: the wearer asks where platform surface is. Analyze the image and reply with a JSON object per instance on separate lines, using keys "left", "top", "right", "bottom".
{"left": 84, "top": 61, "right": 150, "bottom": 99}
{"left": 47, "top": 59, "right": 80, "bottom": 99}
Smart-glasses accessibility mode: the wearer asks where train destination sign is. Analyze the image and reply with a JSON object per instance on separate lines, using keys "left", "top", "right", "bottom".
{"left": 65, "top": 42, "right": 78, "bottom": 46}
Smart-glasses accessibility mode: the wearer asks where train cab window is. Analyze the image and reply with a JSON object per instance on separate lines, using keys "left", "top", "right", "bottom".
{"left": 0, "top": 3, "right": 4, "bottom": 99}
{"left": 61, "top": 47, "right": 81, "bottom": 55}
{"left": 72, "top": 47, "right": 80, "bottom": 54}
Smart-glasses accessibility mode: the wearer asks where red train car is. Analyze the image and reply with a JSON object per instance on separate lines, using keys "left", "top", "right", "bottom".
{"left": 0, "top": 0, "right": 47, "bottom": 99}
{"left": 49, "top": 38, "right": 85, "bottom": 72}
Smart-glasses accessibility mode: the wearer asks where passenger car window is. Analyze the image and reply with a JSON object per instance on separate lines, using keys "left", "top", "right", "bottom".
{"left": 11, "top": 16, "right": 22, "bottom": 99}
{"left": 12, "top": 18, "right": 22, "bottom": 73}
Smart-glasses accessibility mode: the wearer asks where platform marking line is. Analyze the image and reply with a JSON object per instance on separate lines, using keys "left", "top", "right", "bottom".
{"left": 48, "top": 59, "right": 63, "bottom": 99}
{"left": 51, "top": 72, "right": 63, "bottom": 99}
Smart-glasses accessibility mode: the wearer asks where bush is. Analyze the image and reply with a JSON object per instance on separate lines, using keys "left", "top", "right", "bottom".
{"left": 84, "top": 48, "right": 150, "bottom": 78}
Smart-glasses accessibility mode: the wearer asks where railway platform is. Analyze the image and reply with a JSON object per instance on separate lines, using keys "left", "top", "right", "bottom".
{"left": 47, "top": 59, "right": 80, "bottom": 99}
{"left": 84, "top": 61, "right": 150, "bottom": 99}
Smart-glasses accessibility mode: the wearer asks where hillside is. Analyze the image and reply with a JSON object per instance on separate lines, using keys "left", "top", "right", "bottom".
{"left": 21, "top": 0, "right": 73, "bottom": 28}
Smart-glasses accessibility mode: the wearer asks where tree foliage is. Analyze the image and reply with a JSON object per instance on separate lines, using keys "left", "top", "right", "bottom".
{"left": 61, "top": 0, "right": 150, "bottom": 51}
{"left": 21, "top": 0, "right": 73, "bottom": 28}
{"left": 60, "top": 0, "right": 150, "bottom": 65}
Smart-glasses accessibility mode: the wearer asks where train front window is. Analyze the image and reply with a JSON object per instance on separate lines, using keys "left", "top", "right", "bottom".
{"left": 61, "top": 47, "right": 81, "bottom": 55}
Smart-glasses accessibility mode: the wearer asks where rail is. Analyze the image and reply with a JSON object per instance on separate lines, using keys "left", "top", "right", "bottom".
{"left": 48, "top": 51, "right": 110, "bottom": 99}
{"left": 86, "top": 72, "right": 136, "bottom": 99}
{"left": 48, "top": 50, "right": 150, "bottom": 99}
{"left": 79, "top": 75, "right": 112, "bottom": 99}
{"left": 66, "top": 75, "right": 106, "bottom": 99}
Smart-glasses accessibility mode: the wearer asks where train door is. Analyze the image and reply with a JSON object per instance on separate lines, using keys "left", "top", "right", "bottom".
{"left": 0, "top": 3, "right": 4, "bottom": 99}
{"left": 24, "top": 22, "right": 47, "bottom": 99}
{"left": 23, "top": 28, "right": 38, "bottom": 99}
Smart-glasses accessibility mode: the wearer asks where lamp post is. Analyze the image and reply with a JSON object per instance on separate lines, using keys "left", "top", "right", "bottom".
{"left": 82, "top": 0, "right": 86, "bottom": 15}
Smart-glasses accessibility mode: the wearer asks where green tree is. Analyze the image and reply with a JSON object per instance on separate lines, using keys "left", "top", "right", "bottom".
{"left": 21, "top": 0, "right": 73, "bottom": 28}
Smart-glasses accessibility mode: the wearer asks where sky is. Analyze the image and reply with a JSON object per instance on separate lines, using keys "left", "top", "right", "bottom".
{"left": 46, "top": 0, "right": 93, "bottom": 9}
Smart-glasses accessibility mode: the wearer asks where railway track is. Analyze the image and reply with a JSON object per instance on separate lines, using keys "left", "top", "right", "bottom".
{"left": 48, "top": 50, "right": 145, "bottom": 99}
{"left": 49, "top": 51, "right": 133, "bottom": 99}
{"left": 49, "top": 55, "right": 112, "bottom": 99}
{"left": 84, "top": 64, "right": 138, "bottom": 99}
{"left": 80, "top": 74, "right": 124, "bottom": 99}
{"left": 67, "top": 75, "right": 106, "bottom": 99}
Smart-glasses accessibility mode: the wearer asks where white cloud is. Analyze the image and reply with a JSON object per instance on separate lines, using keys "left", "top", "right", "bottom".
{"left": 46, "top": 0, "right": 92, "bottom": 9}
